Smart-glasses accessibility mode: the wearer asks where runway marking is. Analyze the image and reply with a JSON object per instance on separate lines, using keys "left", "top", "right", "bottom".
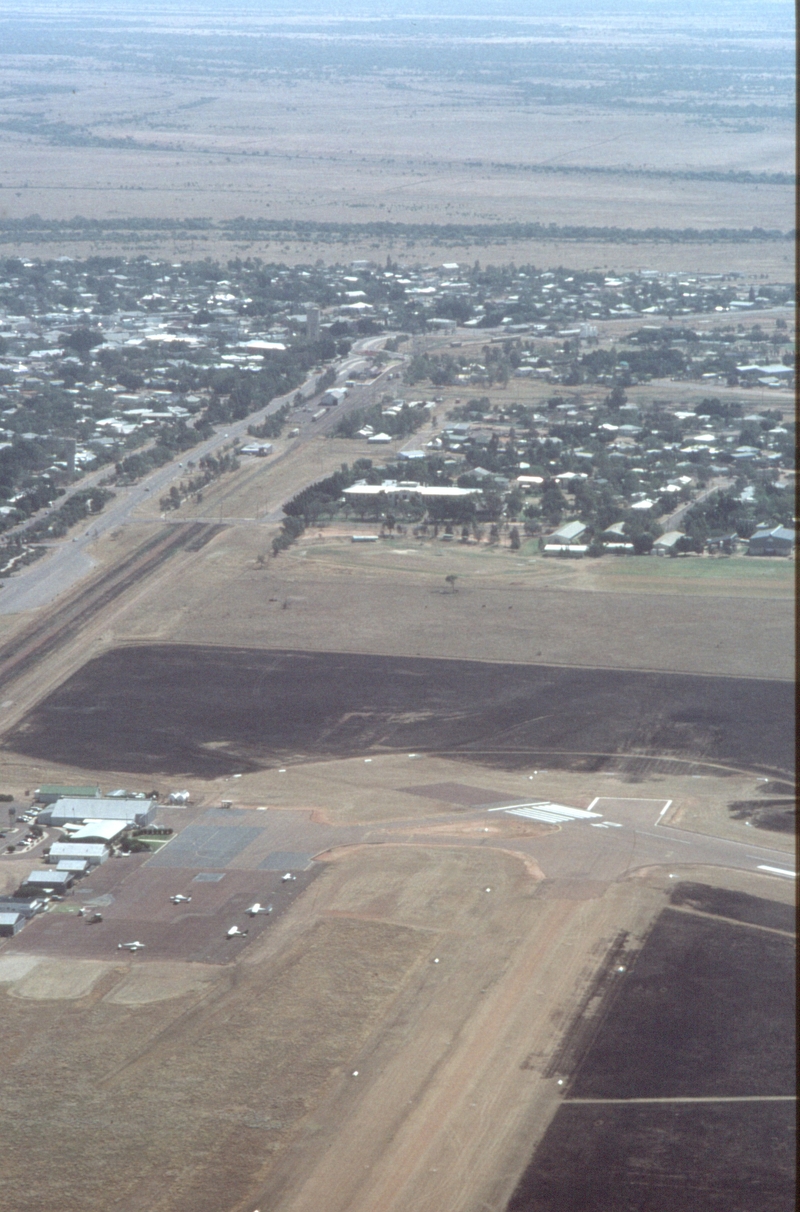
{"left": 636, "top": 830, "right": 692, "bottom": 845}
{"left": 590, "top": 797, "right": 673, "bottom": 803}
{"left": 488, "top": 802, "right": 603, "bottom": 825}
{"left": 567, "top": 1095, "right": 796, "bottom": 1104}
{"left": 757, "top": 865, "right": 796, "bottom": 879}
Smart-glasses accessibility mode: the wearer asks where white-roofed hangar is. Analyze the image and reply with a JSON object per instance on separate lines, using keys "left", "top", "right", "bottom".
{"left": 39, "top": 798, "right": 155, "bottom": 827}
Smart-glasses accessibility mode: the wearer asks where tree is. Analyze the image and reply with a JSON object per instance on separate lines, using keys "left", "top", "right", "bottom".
{"left": 64, "top": 327, "right": 104, "bottom": 357}
{"left": 509, "top": 527, "right": 521, "bottom": 550}
{"left": 606, "top": 384, "right": 627, "bottom": 409}
{"left": 540, "top": 481, "right": 567, "bottom": 524}
{"left": 445, "top": 574, "right": 458, "bottom": 592}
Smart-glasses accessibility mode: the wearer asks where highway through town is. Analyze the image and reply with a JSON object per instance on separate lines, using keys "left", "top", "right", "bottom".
{"left": 0, "top": 334, "right": 400, "bottom": 614}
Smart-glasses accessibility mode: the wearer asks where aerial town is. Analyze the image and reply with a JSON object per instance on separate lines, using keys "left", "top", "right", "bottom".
{"left": 0, "top": 255, "right": 794, "bottom": 577}
{"left": 0, "top": 3, "right": 795, "bottom": 1209}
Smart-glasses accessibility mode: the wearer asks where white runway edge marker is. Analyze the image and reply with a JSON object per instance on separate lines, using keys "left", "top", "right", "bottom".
{"left": 757, "top": 865, "right": 796, "bottom": 879}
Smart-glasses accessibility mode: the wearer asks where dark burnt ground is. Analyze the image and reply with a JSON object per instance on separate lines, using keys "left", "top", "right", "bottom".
{"left": 1, "top": 646, "right": 793, "bottom": 779}
{"left": 506, "top": 1102, "right": 796, "bottom": 1212}
{"left": 728, "top": 798, "right": 796, "bottom": 834}
{"left": 669, "top": 882, "right": 796, "bottom": 932}
{"left": 507, "top": 899, "right": 796, "bottom": 1212}
{"left": 565, "top": 909, "right": 795, "bottom": 1099}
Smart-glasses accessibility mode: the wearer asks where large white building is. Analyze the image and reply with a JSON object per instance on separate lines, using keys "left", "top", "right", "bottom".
{"left": 47, "top": 842, "right": 110, "bottom": 867}
{"left": 39, "top": 798, "right": 155, "bottom": 827}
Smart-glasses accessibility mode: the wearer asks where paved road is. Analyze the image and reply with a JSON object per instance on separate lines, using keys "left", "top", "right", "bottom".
{"left": 662, "top": 477, "right": 733, "bottom": 532}
{"left": 469, "top": 795, "right": 796, "bottom": 886}
{"left": 247, "top": 792, "right": 796, "bottom": 889}
{"left": 0, "top": 337, "right": 401, "bottom": 614}
{"left": 132, "top": 791, "right": 796, "bottom": 899}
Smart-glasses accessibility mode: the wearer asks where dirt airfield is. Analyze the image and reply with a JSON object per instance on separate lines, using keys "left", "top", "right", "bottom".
{"left": 0, "top": 847, "right": 792, "bottom": 1212}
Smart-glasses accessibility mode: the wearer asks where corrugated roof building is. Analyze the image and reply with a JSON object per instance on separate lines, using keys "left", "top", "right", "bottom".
{"left": 34, "top": 784, "right": 100, "bottom": 804}
{"left": 0, "top": 912, "right": 25, "bottom": 937}
{"left": 16, "top": 870, "right": 74, "bottom": 895}
{"left": 47, "top": 842, "right": 110, "bottom": 866}
{"left": 548, "top": 520, "right": 587, "bottom": 544}
{"left": 67, "top": 820, "right": 131, "bottom": 845}
{"left": 748, "top": 526, "right": 795, "bottom": 556}
{"left": 40, "top": 798, "right": 154, "bottom": 827}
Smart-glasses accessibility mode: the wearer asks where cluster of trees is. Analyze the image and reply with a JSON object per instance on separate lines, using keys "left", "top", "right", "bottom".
{"left": 113, "top": 419, "right": 210, "bottom": 484}
{"left": 158, "top": 451, "right": 239, "bottom": 512}
{"left": 29, "top": 486, "right": 114, "bottom": 539}
{"left": 0, "top": 485, "right": 115, "bottom": 575}
{"left": 682, "top": 482, "right": 795, "bottom": 542}
{"left": 272, "top": 462, "right": 372, "bottom": 555}
{"left": 334, "top": 400, "right": 427, "bottom": 439}
{"left": 247, "top": 403, "right": 290, "bottom": 440}
{"left": 405, "top": 352, "right": 462, "bottom": 386}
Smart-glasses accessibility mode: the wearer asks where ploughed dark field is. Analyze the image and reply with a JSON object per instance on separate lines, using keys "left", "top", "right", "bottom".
{"left": 2, "top": 646, "right": 793, "bottom": 779}
{"left": 507, "top": 887, "right": 796, "bottom": 1212}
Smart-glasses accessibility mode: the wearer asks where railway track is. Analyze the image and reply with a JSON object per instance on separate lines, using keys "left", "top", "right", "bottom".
{"left": 0, "top": 522, "right": 223, "bottom": 693}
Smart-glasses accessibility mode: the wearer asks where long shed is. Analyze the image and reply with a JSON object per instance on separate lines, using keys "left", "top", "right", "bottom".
{"left": 47, "top": 842, "right": 110, "bottom": 867}
{"left": 40, "top": 798, "right": 155, "bottom": 827}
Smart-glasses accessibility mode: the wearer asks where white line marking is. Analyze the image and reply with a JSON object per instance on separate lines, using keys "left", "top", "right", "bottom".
{"left": 757, "top": 865, "right": 796, "bottom": 879}
{"left": 586, "top": 797, "right": 600, "bottom": 812}
{"left": 656, "top": 799, "right": 673, "bottom": 823}
{"left": 569, "top": 1095, "right": 796, "bottom": 1105}
{"left": 592, "top": 797, "right": 673, "bottom": 803}
{"left": 637, "top": 830, "right": 692, "bottom": 845}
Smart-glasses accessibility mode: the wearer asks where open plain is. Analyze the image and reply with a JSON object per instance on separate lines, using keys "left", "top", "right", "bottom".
{"left": 0, "top": 3, "right": 794, "bottom": 271}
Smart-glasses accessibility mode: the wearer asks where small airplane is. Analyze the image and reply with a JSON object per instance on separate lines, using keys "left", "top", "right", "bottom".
{"left": 226, "top": 925, "right": 248, "bottom": 938}
{"left": 118, "top": 941, "right": 145, "bottom": 952}
{"left": 170, "top": 894, "right": 192, "bottom": 904}
{"left": 247, "top": 902, "right": 273, "bottom": 917}
{"left": 281, "top": 872, "right": 295, "bottom": 883}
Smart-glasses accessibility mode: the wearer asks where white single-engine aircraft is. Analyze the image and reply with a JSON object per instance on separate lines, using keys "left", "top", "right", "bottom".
{"left": 247, "top": 902, "right": 273, "bottom": 917}
{"left": 170, "top": 894, "right": 192, "bottom": 904}
{"left": 118, "top": 941, "right": 145, "bottom": 952}
{"left": 226, "top": 925, "right": 248, "bottom": 938}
